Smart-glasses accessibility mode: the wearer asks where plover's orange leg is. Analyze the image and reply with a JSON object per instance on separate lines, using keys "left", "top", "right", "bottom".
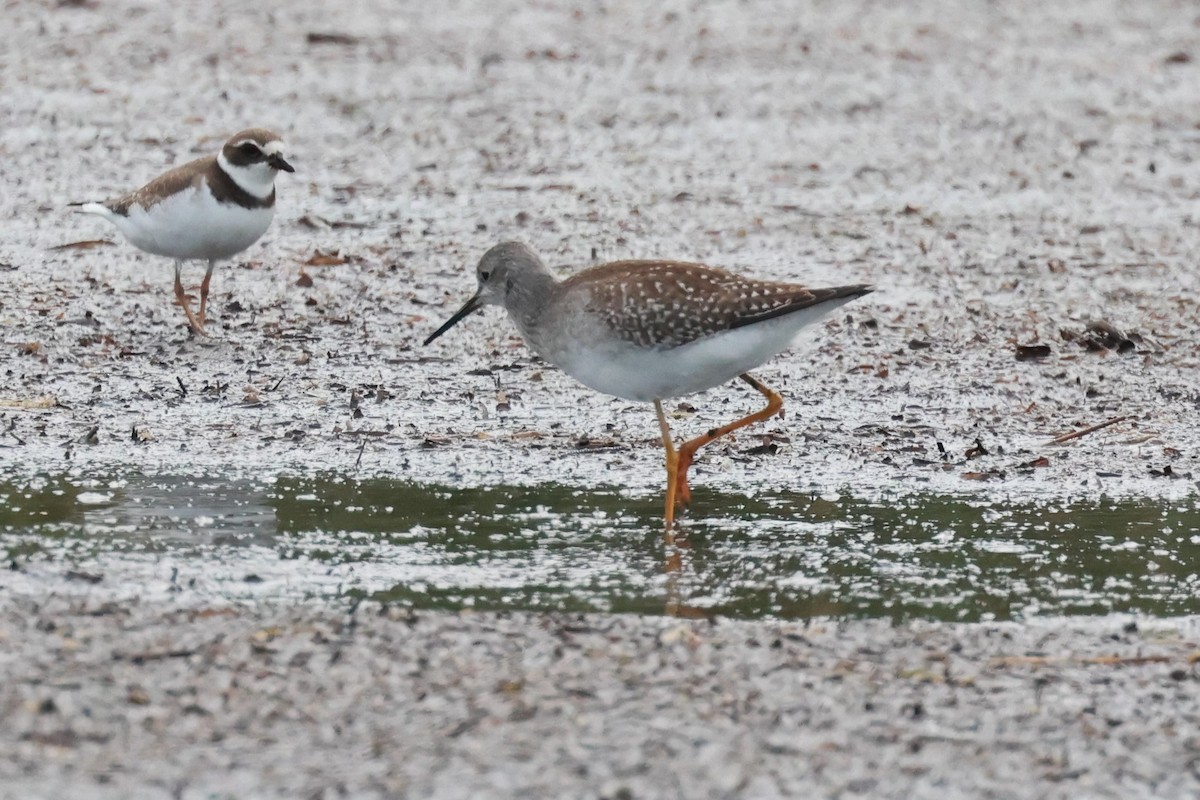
{"left": 653, "top": 399, "right": 682, "bottom": 528}
{"left": 174, "top": 261, "right": 206, "bottom": 336}
{"left": 673, "top": 373, "right": 783, "bottom": 510}
{"left": 197, "top": 260, "right": 216, "bottom": 326}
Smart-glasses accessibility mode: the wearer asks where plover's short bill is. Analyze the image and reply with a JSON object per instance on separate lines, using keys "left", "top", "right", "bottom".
{"left": 424, "top": 241, "right": 874, "bottom": 527}
{"left": 72, "top": 128, "right": 295, "bottom": 336}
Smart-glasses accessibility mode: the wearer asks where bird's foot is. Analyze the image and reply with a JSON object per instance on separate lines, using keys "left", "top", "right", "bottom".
{"left": 673, "top": 477, "right": 692, "bottom": 511}
{"left": 672, "top": 448, "right": 695, "bottom": 511}
{"left": 182, "top": 308, "right": 208, "bottom": 338}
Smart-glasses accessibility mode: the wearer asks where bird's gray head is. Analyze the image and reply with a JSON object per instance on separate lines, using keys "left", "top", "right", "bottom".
{"left": 423, "top": 241, "right": 547, "bottom": 346}
{"left": 218, "top": 128, "right": 295, "bottom": 198}
{"left": 473, "top": 241, "right": 542, "bottom": 306}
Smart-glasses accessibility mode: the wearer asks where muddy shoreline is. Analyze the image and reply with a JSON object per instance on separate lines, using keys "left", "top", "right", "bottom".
{"left": 3, "top": 0, "right": 1199, "bottom": 795}
{"left": 3, "top": 598, "right": 1198, "bottom": 800}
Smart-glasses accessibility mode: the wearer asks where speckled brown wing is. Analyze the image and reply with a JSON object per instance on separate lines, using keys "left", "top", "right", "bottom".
{"left": 568, "top": 260, "right": 871, "bottom": 349}
{"left": 104, "top": 156, "right": 212, "bottom": 216}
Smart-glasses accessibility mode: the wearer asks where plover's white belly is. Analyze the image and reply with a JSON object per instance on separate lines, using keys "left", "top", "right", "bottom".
{"left": 116, "top": 187, "right": 274, "bottom": 261}
{"left": 534, "top": 301, "right": 853, "bottom": 402}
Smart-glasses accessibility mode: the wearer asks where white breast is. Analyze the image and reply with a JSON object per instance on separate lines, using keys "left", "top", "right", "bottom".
{"left": 110, "top": 186, "right": 275, "bottom": 261}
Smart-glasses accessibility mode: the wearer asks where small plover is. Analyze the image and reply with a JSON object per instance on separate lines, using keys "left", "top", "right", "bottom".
{"left": 424, "top": 241, "right": 873, "bottom": 527}
{"left": 72, "top": 128, "right": 295, "bottom": 335}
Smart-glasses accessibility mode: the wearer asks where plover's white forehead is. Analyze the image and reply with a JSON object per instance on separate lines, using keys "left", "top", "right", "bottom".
{"left": 220, "top": 130, "right": 291, "bottom": 174}
{"left": 217, "top": 127, "right": 292, "bottom": 193}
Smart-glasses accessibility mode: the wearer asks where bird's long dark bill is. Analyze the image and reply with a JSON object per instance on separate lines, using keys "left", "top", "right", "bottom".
{"left": 423, "top": 293, "right": 482, "bottom": 345}
{"left": 269, "top": 155, "right": 296, "bottom": 173}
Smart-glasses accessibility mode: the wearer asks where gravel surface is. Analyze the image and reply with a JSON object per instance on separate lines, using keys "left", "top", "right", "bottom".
{"left": 1, "top": 0, "right": 1198, "bottom": 498}
{"left": 2, "top": 598, "right": 1198, "bottom": 800}
{"left": 3, "top": 0, "right": 1200, "bottom": 796}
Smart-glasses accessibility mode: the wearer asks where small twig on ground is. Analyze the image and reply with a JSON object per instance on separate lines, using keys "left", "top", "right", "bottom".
{"left": 989, "top": 653, "right": 1178, "bottom": 668}
{"left": 117, "top": 648, "right": 200, "bottom": 665}
{"left": 1048, "top": 415, "right": 1131, "bottom": 445}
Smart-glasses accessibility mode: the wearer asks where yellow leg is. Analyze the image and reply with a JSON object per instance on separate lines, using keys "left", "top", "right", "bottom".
{"left": 197, "top": 260, "right": 216, "bottom": 326}
{"left": 673, "top": 373, "right": 783, "bottom": 507}
{"left": 174, "top": 262, "right": 206, "bottom": 336}
{"left": 654, "top": 400, "right": 680, "bottom": 529}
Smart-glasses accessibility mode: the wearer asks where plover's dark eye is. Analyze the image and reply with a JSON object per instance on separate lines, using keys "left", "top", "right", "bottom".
{"left": 238, "top": 142, "right": 261, "bottom": 159}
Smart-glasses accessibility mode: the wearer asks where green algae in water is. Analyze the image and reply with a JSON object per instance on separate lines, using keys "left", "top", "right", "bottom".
{"left": 2, "top": 473, "right": 1197, "bottom": 621}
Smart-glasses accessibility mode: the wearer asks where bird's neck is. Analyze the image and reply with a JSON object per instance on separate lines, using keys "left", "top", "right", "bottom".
{"left": 217, "top": 152, "right": 277, "bottom": 199}
{"left": 504, "top": 266, "right": 559, "bottom": 337}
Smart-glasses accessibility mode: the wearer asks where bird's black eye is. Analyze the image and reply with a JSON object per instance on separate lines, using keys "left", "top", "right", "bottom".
{"left": 238, "top": 142, "right": 261, "bottom": 159}
{"left": 480, "top": 270, "right": 491, "bottom": 281}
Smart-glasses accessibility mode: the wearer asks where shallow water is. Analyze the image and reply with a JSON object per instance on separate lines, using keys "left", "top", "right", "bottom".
{"left": 2, "top": 473, "right": 1196, "bottom": 621}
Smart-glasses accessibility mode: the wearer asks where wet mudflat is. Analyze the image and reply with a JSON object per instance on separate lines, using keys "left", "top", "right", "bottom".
{"left": 4, "top": 474, "right": 1198, "bottom": 799}
{"left": 3, "top": 0, "right": 1200, "bottom": 796}
{"left": 3, "top": 473, "right": 1199, "bottom": 621}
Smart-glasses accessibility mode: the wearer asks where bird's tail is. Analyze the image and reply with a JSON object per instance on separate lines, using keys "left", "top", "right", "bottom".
{"left": 68, "top": 201, "right": 119, "bottom": 221}
{"left": 833, "top": 284, "right": 875, "bottom": 301}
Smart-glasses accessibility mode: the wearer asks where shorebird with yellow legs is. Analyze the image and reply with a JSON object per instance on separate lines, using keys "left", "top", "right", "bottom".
{"left": 424, "top": 241, "right": 873, "bottom": 527}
